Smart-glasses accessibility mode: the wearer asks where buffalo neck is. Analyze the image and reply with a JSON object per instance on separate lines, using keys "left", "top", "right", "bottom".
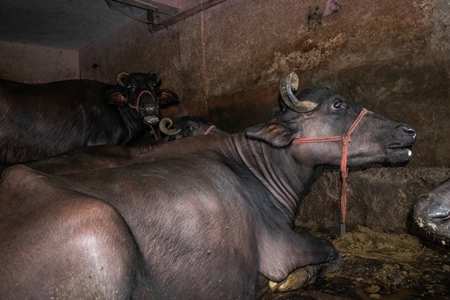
{"left": 116, "top": 106, "right": 147, "bottom": 143}
{"left": 232, "top": 134, "right": 321, "bottom": 222}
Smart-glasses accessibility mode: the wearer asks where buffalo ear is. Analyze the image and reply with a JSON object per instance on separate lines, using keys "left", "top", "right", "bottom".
{"left": 245, "top": 122, "right": 297, "bottom": 147}
{"left": 107, "top": 92, "right": 127, "bottom": 106}
{"left": 159, "top": 89, "right": 180, "bottom": 108}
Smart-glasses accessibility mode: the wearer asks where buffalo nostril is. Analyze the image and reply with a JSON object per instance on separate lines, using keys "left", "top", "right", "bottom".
{"left": 402, "top": 126, "right": 416, "bottom": 139}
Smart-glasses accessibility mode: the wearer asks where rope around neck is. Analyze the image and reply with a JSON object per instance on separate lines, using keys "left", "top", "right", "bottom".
{"left": 292, "top": 108, "right": 368, "bottom": 235}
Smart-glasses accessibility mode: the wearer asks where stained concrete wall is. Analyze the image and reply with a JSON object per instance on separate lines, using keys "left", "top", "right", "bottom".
{"left": 0, "top": 41, "right": 79, "bottom": 82}
{"left": 79, "top": 0, "right": 450, "bottom": 169}
{"left": 296, "top": 167, "right": 450, "bottom": 235}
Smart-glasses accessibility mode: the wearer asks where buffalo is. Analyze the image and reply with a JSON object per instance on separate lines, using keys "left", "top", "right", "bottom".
{"left": 159, "top": 115, "right": 226, "bottom": 141}
{"left": 410, "top": 178, "right": 450, "bottom": 248}
{"left": 0, "top": 72, "right": 179, "bottom": 164}
{"left": 0, "top": 72, "right": 416, "bottom": 299}
{"left": 0, "top": 115, "right": 224, "bottom": 176}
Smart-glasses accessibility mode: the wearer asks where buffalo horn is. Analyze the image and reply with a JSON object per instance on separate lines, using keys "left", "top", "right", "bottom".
{"left": 279, "top": 72, "right": 318, "bottom": 112}
{"left": 159, "top": 118, "right": 182, "bottom": 136}
{"left": 116, "top": 72, "right": 129, "bottom": 87}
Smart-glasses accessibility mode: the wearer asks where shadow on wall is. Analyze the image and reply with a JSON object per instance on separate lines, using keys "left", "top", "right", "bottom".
{"left": 207, "top": 85, "right": 280, "bottom": 133}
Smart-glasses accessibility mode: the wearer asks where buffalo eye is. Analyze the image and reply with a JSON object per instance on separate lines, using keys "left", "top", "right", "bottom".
{"left": 332, "top": 99, "right": 346, "bottom": 110}
{"left": 126, "top": 84, "right": 132, "bottom": 90}
{"left": 186, "top": 126, "right": 194, "bottom": 131}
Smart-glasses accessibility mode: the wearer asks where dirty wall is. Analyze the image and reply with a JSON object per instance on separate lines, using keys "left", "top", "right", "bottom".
{"left": 79, "top": 0, "right": 450, "bottom": 233}
{"left": 0, "top": 41, "right": 79, "bottom": 82}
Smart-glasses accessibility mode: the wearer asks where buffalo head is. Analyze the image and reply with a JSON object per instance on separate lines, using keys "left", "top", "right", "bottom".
{"left": 409, "top": 178, "right": 450, "bottom": 248}
{"left": 159, "top": 115, "right": 226, "bottom": 141}
{"left": 246, "top": 71, "right": 416, "bottom": 235}
{"left": 108, "top": 72, "right": 179, "bottom": 125}
{"left": 247, "top": 71, "right": 416, "bottom": 168}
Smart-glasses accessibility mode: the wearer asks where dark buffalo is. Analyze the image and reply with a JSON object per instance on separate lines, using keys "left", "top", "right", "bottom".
{"left": 0, "top": 72, "right": 179, "bottom": 164}
{"left": 0, "top": 115, "right": 223, "bottom": 176}
{"left": 410, "top": 178, "right": 450, "bottom": 248}
{"left": 160, "top": 115, "right": 226, "bottom": 141}
{"left": 0, "top": 72, "right": 416, "bottom": 299}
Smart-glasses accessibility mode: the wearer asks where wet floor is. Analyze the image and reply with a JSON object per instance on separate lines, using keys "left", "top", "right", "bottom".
{"left": 260, "top": 226, "right": 450, "bottom": 300}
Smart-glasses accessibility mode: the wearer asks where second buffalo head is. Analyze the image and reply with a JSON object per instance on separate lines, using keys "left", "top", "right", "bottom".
{"left": 108, "top": 72, "right": 179, "bottom": 126}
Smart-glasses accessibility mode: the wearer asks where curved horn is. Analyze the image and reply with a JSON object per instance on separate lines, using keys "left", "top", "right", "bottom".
{"left": 159, "top": 118, "right": 182, "bottom": 136}
{"left": 116, "top": 72, "right": 129, "bottom": 86}
{"left": 279, "top": 72, "right": 318, "bottom": 112}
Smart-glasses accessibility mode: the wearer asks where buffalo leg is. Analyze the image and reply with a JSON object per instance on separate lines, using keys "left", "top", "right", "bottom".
{"left": 259, "top": 230, "right": 342, "bottom": 293}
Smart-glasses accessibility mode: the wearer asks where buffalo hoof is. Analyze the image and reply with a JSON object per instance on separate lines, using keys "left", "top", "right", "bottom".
{"left": 268, "top": 266, "right": 314, "bottom": 292}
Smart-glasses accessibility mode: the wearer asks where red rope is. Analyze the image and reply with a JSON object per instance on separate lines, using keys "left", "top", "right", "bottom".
{"left": 148, "top": 125, "right": 158, "bottom": 142}
{"left": 128, "top": 90, "right": 154, "bottom": 113}
{"left": 203, "top": 125, "right": 216, "bottom": 135}
{"left": 130, "top": 90, "right": 159, "bottom": 142}
{"left": 293, "top": 108, "right": 368, "bottom": 234}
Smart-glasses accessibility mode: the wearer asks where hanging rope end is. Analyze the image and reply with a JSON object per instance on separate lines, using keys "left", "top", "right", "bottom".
{"left": 339, "top": 222, "right": 346, "bottom": 236}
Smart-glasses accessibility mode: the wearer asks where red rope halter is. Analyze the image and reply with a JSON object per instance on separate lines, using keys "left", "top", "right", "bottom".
{"left": 203, "top": 125, "right": 216, "bottom": 135}
{"left": 292, "top": 108, "right": 368, "bottom": 235}
{"left": 128, "top": 90, "right": 153, "bottom": 113}
{"left": 128, "top": 90, "right": 159, "bottom": 142}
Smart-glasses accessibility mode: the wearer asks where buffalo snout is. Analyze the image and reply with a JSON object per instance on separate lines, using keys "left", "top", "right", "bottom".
{"left": 391, "top": 124, "right": 416, "bottom": 148}
{"left": 382, "top": 124, "right": 416, "bottom": 165}
{"left": 398, "top": 125, "right": 416, "bottom": 140}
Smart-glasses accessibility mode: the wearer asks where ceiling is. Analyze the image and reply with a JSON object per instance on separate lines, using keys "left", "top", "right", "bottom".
{"left": 0, "top": 0, "right": 179, "bottom": 50}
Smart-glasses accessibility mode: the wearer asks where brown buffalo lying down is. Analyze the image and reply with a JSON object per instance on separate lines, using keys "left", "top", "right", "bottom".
{"left": 0, "top": 72, "right": 416, "bottom": 299}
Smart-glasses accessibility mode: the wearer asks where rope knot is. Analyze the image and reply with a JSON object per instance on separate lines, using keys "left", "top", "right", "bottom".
{"left": 342, "top": 135, "right": 351, "bottom": 146}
